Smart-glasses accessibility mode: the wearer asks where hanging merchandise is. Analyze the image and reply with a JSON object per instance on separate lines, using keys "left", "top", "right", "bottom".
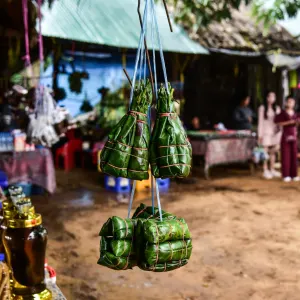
{"left": 68, "top": 72, "right": 83, "bottom": 94}
{"left": 100, "top": 81, "right": 152, "bottom": 180}
{"left": 27, "top": 0, "right": 69, "bottom": 147}
{"left": 27, "top": 87, "right": 65, "bottom": 147}
{"left": 98, "top": 0, "right": 193, "bottom": 273}
{"left": 150, "top": 84, "right": 192, "bottom": 178}
{"left": 98, "top": 204, "right": 192, "bottom": 272}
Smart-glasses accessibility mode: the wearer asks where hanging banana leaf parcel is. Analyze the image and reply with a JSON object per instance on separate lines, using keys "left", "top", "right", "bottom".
{"left": 100, "top": 81, "right": 152, "bottom": 180}
{"left": 150, "top": 84, "right": 192, "bottom": 178}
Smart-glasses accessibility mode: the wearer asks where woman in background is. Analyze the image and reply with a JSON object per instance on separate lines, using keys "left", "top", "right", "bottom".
{"left": 233, "top": 95, "right": 254, "bottom": 130}
{"left": 258, "top": 91, "right": 281, "bottom": 179}
{"left": 275, "top": 96, "right": 300, "bottom": 182}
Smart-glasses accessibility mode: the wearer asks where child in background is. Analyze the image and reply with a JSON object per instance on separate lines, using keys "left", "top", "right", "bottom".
{"left": 275, "top": 96, "right": 300, "bottom": 182}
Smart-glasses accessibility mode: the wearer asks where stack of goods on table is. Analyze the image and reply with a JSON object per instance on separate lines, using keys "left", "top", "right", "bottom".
{"left": 98, "top": 204, "right": 192, "bottom": 272}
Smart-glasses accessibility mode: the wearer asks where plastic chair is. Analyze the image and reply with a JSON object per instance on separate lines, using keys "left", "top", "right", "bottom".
{"left": 0, "top": 171, "right": 8, "bottom": 189}
{"left": 55, "top": 139, "right": 83, "bottom": 172}
{"left": 156, "top": 178, "right": 171, "bottom": 191}
{"left": 104, "top": 176, "right": 131, "bottom": 193}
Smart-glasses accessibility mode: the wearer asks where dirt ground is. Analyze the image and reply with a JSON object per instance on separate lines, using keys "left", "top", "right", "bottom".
{"left": 33, "top": 167, "right": 300, "bottom": 300}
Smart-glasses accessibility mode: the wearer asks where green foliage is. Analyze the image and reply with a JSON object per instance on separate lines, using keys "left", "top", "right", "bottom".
{"left": 252, "top": 0, "right": 300, "bottom": 29}
{"left": 162, "top": 0, "right": 251, "bottom": 30}
{"left": 163, "top": 0, "right": 300, "bottom": 30}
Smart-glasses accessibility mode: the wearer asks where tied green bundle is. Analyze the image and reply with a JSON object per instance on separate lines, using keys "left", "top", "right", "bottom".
{"left": 98, "top": 217, "right": 136, "bottom": 270}
{"left": 135, "top": 218, "right": 192, "bottom": 272}
{"left": 100, "top": 81, "right": 152, "bottom": 180}
{"left": 98, "top": 204, "right": 193, "bottom": 272}
{"left": 132, "top": 203, "right": 176, "bottom": 220}
{"left": 150, "top": 84, "right": 192, "bottom": 178}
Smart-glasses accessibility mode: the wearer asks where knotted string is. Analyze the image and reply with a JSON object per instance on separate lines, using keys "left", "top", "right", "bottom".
{"left": 127, "top": 0, "right": 170, "bottom": 221}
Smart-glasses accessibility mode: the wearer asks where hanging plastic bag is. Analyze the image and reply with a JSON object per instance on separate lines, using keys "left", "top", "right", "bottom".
{"left": 27, "top": 87, "right": 60, "bottom": 147}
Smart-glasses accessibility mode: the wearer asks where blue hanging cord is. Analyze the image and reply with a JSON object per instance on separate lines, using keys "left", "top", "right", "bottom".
{"left": 127, "top": 180, "right": 137, "bottom": 218}
{"left": 155, "top": 177, "right": 163, "bottom": 221}
{"left": 151, "top": 176, "right": 155, "bottom": 215}
{"left": 151, "top": 8, "right": 158, "bottom": 98}
{"left": 150, "top": 0, "right": 169, "bottom": 93}
{"left": 129, "top": 0, "right": 149, "bottom": 105}
{"left": 127, "top": 0, "right": 149, "bottom": 218}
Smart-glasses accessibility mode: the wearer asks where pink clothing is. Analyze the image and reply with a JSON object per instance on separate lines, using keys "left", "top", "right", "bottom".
{"left": 258, "top": 105, "right": 281, "bottom": 147}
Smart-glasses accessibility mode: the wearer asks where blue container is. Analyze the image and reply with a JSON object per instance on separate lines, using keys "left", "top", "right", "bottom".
{"left": 13, "top": 183, "right": 32, "bottom": 197}
{"left": 157, "top": 178, "right": 170, "bottom": 191}
{"left": 35, "top": 145, "right": 44, "bottom": 149}
{"left": 104, "top": 176, "right": 131, "bottom": 193}
{"left": 0, "top": 171, "right": 8, "bottom": 189}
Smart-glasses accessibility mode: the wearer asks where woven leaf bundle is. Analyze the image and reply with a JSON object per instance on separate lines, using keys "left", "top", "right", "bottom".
{"left": 98, "top": 217, "right": 136, "bottom": 270}
{"left": 98, "top": 204, "right": 192, "bottom": 273}
{"left": 100, "top": 81, "right": 152, "bottom": 180}
{"left": 150, "top": 84, "right": 192, "bottom": 178}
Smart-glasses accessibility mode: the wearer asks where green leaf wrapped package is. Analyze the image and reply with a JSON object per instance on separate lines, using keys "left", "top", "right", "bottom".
{"left": 100, "top": 81, "right": 152, "bottom": 180}
{"left": 98, "top": 218, "right": 136, "bottom": 270}
{"left": 144, "top": 239, "right": 192, "bottom": 265}
{"left": 98, "top": 237, "right": 136, "bottom": 270}
{"left": 99, "top": 217, "right": 135, "bottom": 239}
{"left": 132, "top": 203, "right": 175, "bottom": 220}
{"left": 98, "top": 205, "right": 192, "bottom": 272}
{"left": 139, "top": 259, "right": 189, "bottom": 272}
{"left": 135, "top": 217, "right": 192, "bottom": 272}
{"left": 150, "top": 84, "right": 192, "bottom": 178}
{"left": 111, "top": 240, "right": 135, "bottom": 257}
{"left": 142, "top": 219, "right": 191, "bottom": 243}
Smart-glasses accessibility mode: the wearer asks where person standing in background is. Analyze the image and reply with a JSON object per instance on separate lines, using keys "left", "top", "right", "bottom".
{"left": 258, "top": 91, "right": 282, "bottom": 179}
{"left": 233, "top": 95, "right": 254, "bottom": 130}
{"left": 275, "top": 96, "right": 300, "bottom": 182}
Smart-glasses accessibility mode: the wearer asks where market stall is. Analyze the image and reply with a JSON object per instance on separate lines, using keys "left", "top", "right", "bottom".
{"left": 187, "top": 130, "right": 256, "bottom": 179}
{"left": 0, "top": 147, "right": 56, "bottom": 193}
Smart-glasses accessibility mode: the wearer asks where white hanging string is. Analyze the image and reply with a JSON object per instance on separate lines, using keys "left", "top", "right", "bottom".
{"left": 150, "top": 0, "right": 169, "bottom": 93}
{"left": 129, "top": 0, "right": 149, "bottom": 106}
{"left": 151, "top": 7, "right": 158, "bottom": 98}
{"left": 127, "top": 0, "right": 149, "bottom": 219}
{"left": 127, "top": 0, "right": 167, "bottom": 221}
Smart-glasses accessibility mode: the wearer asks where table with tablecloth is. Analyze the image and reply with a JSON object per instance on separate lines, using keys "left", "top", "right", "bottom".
{"left": 0, "top": 148, "right": 56, "bottom": 193}
{"left": 187, "top": 131, "right": 257, "bottom": 178}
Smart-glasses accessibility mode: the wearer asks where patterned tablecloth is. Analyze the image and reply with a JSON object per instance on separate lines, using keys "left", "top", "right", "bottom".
{"left": 189, "top": 136, "right": 256, "bottom": 178}
{"left": 0, "top": 149, "right": 56, "bottom": 193}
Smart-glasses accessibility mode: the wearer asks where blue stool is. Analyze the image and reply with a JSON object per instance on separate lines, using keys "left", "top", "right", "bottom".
{"left": 0, "top": 171, "right": 8, "bottom": 189}
{"left": 156, "top": 178, "right": 170, "bottom": 191}
{"left": 104, "top": 176, "right": 131, "bottom": 193}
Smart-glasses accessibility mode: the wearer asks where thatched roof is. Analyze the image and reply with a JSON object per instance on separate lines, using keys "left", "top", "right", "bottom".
{"left": 192, "top": 9, "right": 300, "bottom": 54}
